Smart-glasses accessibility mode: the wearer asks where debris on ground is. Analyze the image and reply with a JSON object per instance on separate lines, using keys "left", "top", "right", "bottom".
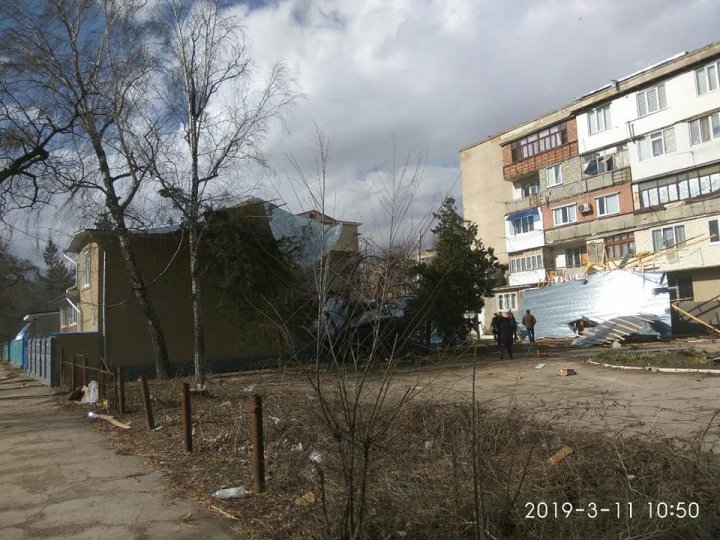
{"left": 535, "top": 363, "right": 546, "bottom": 369}
{"left": 559, "top": 369, "right": 577, "bottom": 377}
{"left": 505, "top": 372, "right": 522, "bottom": 379}
{"left": 548, "top": 446, "right": 573, "bottom": 465}
{"left": 87, "top": 411, "right": 131, "bottom": 429}
{"left": 243, "top": 385, "right": 256, "bottom": 393}
{"left": 293, "top": 491, "right": 316, "bottom": 506}
{"left": 211, "top": 487, "right": 247, "bottom": 500}
{"left": 309, "top": 450, "right": 323, "bottom": 464}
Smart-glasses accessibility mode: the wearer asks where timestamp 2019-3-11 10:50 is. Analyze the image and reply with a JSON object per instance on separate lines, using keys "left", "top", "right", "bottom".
{"left": 524, "top": 501, "right": 700, "bottom": 520}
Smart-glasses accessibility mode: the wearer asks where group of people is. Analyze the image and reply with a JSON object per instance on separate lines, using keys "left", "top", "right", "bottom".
{"left": 490, "top": 309, "right": 537, "bottom": 359}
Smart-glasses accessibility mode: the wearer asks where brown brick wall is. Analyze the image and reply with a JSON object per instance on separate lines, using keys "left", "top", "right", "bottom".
{"left": 502, "top": 119, "right": 578, "bottom": 180}
{"left": 542, "top": 181, "right": 633, "bottom": 231}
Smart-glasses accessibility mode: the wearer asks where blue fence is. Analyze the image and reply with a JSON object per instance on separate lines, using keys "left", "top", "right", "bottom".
{"left": 1, "top": 338, "right": 57, "bottom": 386}
{"left": 8, "top": 339, "right": 26, "bottom": 368}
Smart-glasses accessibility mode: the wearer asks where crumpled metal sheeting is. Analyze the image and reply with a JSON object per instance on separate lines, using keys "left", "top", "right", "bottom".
{"left": 571, "top": 315, "right": 663, "bottom": 348}
{"left": 265, "top": 203, "right": 344, "bottom": 267}
{"left": 518, "top": 270, "right": 671, "bottom": 341}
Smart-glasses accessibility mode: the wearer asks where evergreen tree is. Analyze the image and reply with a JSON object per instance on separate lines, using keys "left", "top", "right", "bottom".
{"left": 411, "top": 197, "right": 502, "bottom": 346}
{"left": 40, "top": 238, "right": 74, "bottom": 301}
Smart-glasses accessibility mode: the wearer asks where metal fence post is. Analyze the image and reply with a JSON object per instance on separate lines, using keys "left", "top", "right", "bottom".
{"left": 117, "top": 367, "right": 125, "bottom": 415}
{"left": 139, "top": 376, "right": 155, "bottom": 431}
{"left": 250, "top": 395, "right": 265, "bottom": 492}
{"left": 181, "top": 383, "right": 192, "bottom": 453}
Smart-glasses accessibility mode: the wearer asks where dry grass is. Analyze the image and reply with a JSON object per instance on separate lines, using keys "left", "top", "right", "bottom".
{"left": 64, "top": 364, "right": 720, "bottom": 539}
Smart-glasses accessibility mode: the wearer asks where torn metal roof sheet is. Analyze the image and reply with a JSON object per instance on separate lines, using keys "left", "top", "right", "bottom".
{"left": 571, "top": 315, "right": 663, "bottom": 348}
{"left": 518, "top": 270, "right": 671, "bottom": 343}
{"left": 265, "top": 203, "right": 344, "bottom": 267}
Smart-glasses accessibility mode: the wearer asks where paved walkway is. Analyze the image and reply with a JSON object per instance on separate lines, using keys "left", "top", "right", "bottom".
{"left": 0, "top": 362, "right": 237, "bottom": 539}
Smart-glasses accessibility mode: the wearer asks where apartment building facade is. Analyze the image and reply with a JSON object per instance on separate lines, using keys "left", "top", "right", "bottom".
{"left": 461, "top": 40, "right": 720, "bottom": 333}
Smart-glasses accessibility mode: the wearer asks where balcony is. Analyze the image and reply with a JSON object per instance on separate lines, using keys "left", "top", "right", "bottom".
{"left": 503, "top": 142, "right": 578, "bottom": 181}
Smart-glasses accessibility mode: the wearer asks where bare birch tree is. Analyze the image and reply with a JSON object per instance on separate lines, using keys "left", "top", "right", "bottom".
{"left": 1, "top": 0, "right": 172, "bottom": 377}
{"left": 149, "top": 0, "right": 294, "bottom": 387}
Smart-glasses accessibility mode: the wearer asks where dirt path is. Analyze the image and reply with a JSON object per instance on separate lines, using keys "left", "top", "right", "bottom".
{"left": 0, "top": 362, "right": 237, "bottom": 539}
{"left": 394, "top": 352, "right": 720, "bottom": 450}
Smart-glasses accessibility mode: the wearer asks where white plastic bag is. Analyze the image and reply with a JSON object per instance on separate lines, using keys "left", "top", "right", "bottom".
{"left": 211, "top": 487, "right": 247, "bottom": 499}
{"left": 82, "top": 380, "right": 99, "bottom": 404}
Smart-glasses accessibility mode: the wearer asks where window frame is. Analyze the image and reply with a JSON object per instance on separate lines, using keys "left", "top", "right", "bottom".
{"left": 81, "top": 248, "right": 91, "bottom": 289}
{"left": 510, "top": 123, "right": 568, "bottom": 162}
{"left": 604, "top": 233, "right": 635, "bottom": 260}
{"left": 588, "top": 104, "right": 612, "bottom": 135}
{"left": 512, "top": 214, "right": 535, "bottom": 235}
{"left": 689, "top": 112, "right": 720, "bottom": 146}
{"left": 637, "top": 166, "right": 720, "bottom": 208}
{"left": 552, "top": 203, "right": 577, "bottom": 226}
{"left": 695, "top": 61, "right": 720, "bottom": 95}
{"left": 636, "top": 84, "right": 667, "bottom": 117}
{"left": 546, "top": 164, "right": 563, "bottom": 187}
{"left": 651, "top": 225, "right": 686, "bottom": 252}
{"left": 564, "top": 247, "right": 583, "bottom": 268}
{"left": 709, "top": 219, "right": 720, "bottom": 244}
{"left": 595, "top": 192, "right": 620, "bottom": 217}
{"left": 638, "top": 127, "right": 675, "bottom": 160}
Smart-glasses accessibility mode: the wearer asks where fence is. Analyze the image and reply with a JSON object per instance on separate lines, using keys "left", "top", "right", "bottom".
{"left": 25, "top": 337, "right": 57, "bottom": 386}
{"left": 60, "top": 353, "right": 123, "bottom": 413}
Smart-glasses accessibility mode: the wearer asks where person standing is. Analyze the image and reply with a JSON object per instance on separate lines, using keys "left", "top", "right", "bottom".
{"left": 522, "top": 309, "right": 537, "bottom": 343}
{"left": 498, "top": 311, "right": 516, "bottom": 359}
{"left": 490, "top": 312, "right": 501, "bottom": 344}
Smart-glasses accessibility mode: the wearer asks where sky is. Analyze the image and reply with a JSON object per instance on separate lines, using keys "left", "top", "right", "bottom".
{"left": 5, "top": 0, "right": 720, "bottom": 263}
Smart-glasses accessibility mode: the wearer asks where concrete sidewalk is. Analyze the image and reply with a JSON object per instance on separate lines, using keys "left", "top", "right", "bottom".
{"left": 0, "top": 362, "right": 237, "bottom": 539}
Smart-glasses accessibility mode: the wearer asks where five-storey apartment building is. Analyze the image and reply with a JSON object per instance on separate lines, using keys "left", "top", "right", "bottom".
{"left": 461, "top": 40, "right": 720, "bottom": 333}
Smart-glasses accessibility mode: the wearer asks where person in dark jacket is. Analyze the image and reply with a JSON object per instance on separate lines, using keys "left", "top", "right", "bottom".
{"left": 498, "top": 311, "right": 517, "bottom": 359}
{"left": 490, "top": 312, "right": 501, "bottom": 344}
{"left": 522, "top": 309, "right": 537, "bottom": 343}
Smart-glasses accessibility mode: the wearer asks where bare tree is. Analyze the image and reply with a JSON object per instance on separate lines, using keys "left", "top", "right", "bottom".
{"left": 149, "top": 0, "right": 294, "bottom": 387}
{"left": 1, "top": 0, "right": 172, "bottom": 377}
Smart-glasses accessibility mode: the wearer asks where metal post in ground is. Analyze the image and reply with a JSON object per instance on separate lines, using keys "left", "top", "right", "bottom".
{"left": 181, "top": 383, "right": 192, "bottom": 453}
{"left": 139, "top": 376, "right": 155, "bottom": 430}
{"left": 71, "top": 357, "right": 76, "bottom": 389}
{"left": 117, "top": 367, "right": 126, "bottom": 415}
{"left": 83, "top": 357, "right": 88, "bottom": 387}
{"left": 249, "top": 394, "right": 265, "bottom": 492}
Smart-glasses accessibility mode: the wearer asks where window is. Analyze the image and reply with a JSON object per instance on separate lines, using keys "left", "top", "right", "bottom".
{"left": 604, "top": 233, "right": 635, "bottom": 260}
{"left": 582, "top": 145, "right": 625, "bottom": 177}
{"left": 81, "top": 249, "right": 91, "bottom": 288}
{"left": 510, "top": 254, "right": 543, "bottom": 273}
{"left": 638, "top": 127, "right": 675, "bottom": 160}
{"left": 588, "top": 104, "right": 611, "bottom": 135}
{"left": 520, "top": 181, "right": 540, "bottom": 197}
{"left": 546, "top": 164, "right": 562, "bottom": 187}
{"left": 652, "top": 225, "right": 686, "bottom": 252}
{"left": 668, "top": 275, "right": 694, "bottom": 301}
{"left": 696, "top": 61, "right": 720, "bottom": 95}
{"left": 62, "top": 303, "right": 78, "bottom": 327}
{"left": 689, "top": 113, "right": 720, "bottom": 145}
{"left": 498, "top": 293, "right": 517, "bottom": 310}
{"left": 510, "top": 123, "right": 568, "bottom": 161}
{"left": 636, "top": 84, "right": 667, "bottom": 117}
{"left": 552, "top": 204, "right": 576, "bottom": 226}
{"left": 638, "top": 166, "right": 720, "bottom": 208}
{"left": 565, "top": 247, "right": 583, "bottom": 268}
{"left": 513, "top": 215, "right": 535, "bottom": 235}
{"left": 710, "top": 219, "right": 720, "bottom": 243}
{"left": 595, "top": 193, "right": 620, "bottom": 217}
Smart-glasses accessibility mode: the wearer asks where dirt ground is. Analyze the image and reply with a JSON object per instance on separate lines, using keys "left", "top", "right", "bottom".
{"left": 392, "top": 340, "right": 720, "bottom": 450}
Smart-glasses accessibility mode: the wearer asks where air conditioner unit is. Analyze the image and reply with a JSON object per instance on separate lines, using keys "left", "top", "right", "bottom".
{"left": 579, "top": 203, "right": 592, "bottom": 213}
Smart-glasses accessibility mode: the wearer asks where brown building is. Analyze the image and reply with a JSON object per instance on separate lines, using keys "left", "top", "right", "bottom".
{"left": 57, "top": 202, "right": 360, "bottom": 377}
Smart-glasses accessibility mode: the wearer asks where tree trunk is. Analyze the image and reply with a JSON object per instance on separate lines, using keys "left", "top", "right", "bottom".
{"left": 189, "top": 224, "right": 206, "bottom": 387}
{"left": 115, "top": 227, "right": 171, "bottom": 379}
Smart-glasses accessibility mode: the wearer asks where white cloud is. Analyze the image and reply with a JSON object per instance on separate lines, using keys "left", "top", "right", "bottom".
{"left": 5, "top": 0, "right": 720, "bottom": 260}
